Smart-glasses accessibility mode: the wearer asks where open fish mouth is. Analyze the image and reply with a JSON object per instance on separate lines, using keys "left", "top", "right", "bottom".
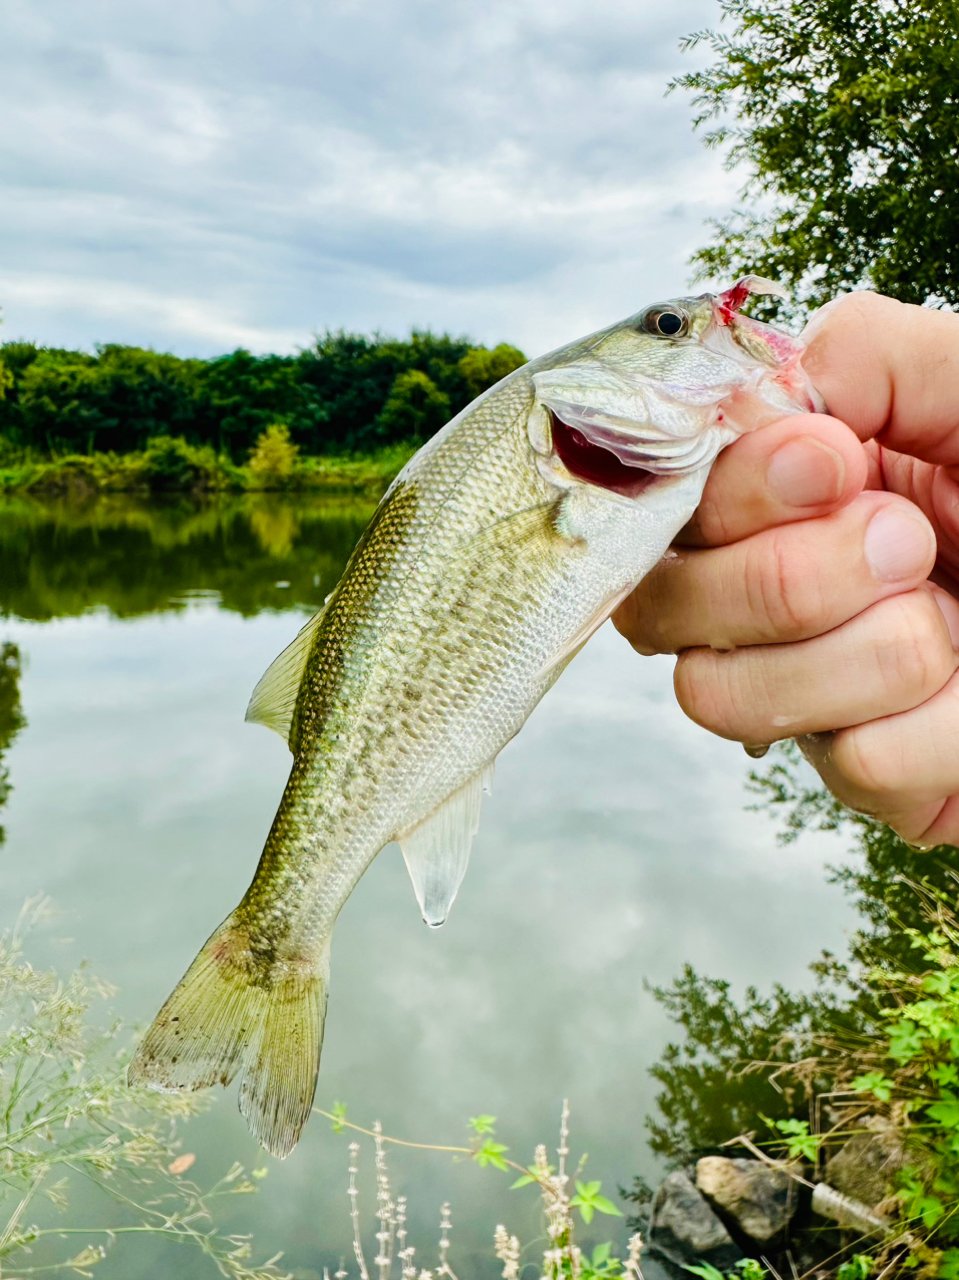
{"left": 548, "top": 410, "right": 660, "bottom": 499}
{"left": 537, "top": 388, "right": 728, "bottom": 500}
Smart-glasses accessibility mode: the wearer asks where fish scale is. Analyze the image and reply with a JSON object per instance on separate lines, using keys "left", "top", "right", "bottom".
{"left": 130, "top": 277, "right": 815, "bottom": 1156}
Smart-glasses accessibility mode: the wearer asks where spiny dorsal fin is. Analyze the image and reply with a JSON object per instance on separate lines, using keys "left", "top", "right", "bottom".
{"left": 398, "top": 763, "right": 494, "bottom": 928}
{"left": 245, "top": 608, "right": 326, "bottom": 748}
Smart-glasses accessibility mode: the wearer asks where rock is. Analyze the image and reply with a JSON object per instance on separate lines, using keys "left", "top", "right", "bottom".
{"left": 695, "top": 1156, "right": 797, "bottom": 1243}
{"left": 649, "top": 1170, "right": 742, "bottom": 1270}
{"left": 824, "top": 1116, "right": 906, "bottom": 1209}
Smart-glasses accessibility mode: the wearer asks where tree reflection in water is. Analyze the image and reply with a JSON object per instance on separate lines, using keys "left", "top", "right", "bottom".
{"left": 645, "top": 740, "right": 959, "bottom": 1165}
{"left": 0, "top": 641, "right": 24, "bottom": 848}
{"left": 0, "top": 492, "right": 375, "bottom": 621}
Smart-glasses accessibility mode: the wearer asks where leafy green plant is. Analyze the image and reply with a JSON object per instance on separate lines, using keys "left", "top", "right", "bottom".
{"left": 457, "top": 344, "right": 526, "bottom": 399}
{"left": 647, "top": 742, "right": 959, "bottom": 1277}
{"left": 569, "top": 1180, "right": 623, "bottom": 1225}
{"left": 247, "top": 424, "right": 301, "bottom": 487}
{"left": 0, "top": 897, "right": 285, "bottom": 1279}
{"left": 834, "top": 1257, "right": 875, "bottom": 1280}
{"left": 767, "top": 1117, "right": 821, "bottom": 1162}
{"left": 315, "top": 1102, "right": 641, "bottom": 1280}
{"left": 685, "top": 1261, "right": 767, "bottom": 1280}
{"left": 138, "top": 435, "right": 229, "bottom": 492}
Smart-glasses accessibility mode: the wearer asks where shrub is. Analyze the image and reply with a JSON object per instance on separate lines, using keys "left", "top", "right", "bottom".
{"left": 247, "top": 424, "right": 301, "bottom": 487}
{"left": 138, "top": 435, "right": 222, "bottom": 492}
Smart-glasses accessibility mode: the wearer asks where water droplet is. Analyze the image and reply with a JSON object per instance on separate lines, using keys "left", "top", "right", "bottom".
{"left": 743, "top": 743, "right": 770, "bottom": 759}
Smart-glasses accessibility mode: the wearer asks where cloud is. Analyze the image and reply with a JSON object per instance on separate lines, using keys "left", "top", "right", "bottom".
{"left": 0, "top": 0, "right": 738, "bottom": 356}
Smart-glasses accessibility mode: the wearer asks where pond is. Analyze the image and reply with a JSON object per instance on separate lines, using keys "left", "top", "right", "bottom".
{"left": 0, "top": 493, "right": 861, "bottom": 1278}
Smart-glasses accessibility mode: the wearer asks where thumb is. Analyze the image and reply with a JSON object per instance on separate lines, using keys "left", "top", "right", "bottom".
{"left": 802, "top": 292, "right": 959, "bottom": 467}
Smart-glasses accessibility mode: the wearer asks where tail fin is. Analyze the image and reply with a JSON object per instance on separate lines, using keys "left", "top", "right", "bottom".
{"left": 129, "top": 917, "right": 329, "bottom": 1159}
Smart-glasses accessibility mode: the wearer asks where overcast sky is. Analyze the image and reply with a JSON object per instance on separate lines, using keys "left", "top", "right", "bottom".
{"left": 0, "top": 0, "right": 739, "bottom": 359}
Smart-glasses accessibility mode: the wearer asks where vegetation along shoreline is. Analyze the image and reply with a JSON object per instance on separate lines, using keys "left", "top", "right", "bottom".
{"left": 0, "top": 330, "right": 526, "bottom": 496}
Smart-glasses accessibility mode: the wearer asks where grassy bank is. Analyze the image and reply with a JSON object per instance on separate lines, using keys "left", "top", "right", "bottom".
{"left": 0, "top": 432, "right": 416, "bottom": 499}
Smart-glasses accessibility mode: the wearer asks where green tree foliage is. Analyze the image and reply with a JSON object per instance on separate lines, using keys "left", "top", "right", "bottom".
{"left": 677, "top": 0, "right": 959, "bottom": 312}
{"left": 458, "top": 343, "right": 526, "bottom": 398}
{"left": 248, "top": 423, "right": 301, "bottom": 486}
{"left": 373, "top": 369, "right": 450, "bottom": 444}
{"left": 0, "top": 331, "right": 526, "bottom": 459}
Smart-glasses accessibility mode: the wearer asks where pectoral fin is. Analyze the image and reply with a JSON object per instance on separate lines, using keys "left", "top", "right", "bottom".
{"left": 245, "top": 608, "right": 327, "bottom": 747}
{"left": 399, "top": 764, "right": 494, "bottom": 928}
{"left": 537, "top": 583, "right": 634, "bottom": 682}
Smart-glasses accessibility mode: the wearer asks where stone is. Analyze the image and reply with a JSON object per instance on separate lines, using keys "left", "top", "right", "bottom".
{"left": 695, "top": 1156, "right": 797, "bottom": 1242}
{"left": 824, "top": 1116, "right": 907, "bottom": 1208}
{"left": 649, "top": 1170, "right": 742, "bottom": 1270}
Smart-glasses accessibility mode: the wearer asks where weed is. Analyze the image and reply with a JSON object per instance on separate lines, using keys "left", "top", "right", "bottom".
{"left": 0, "top": 897, "right": 286, "bottom": 1279}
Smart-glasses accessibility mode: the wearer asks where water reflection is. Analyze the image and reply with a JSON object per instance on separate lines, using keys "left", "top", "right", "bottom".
{"left": 0, "top": 642, "right": 25, "bottom": 846}
{"left": 0, "top": 493, "right": 375, "bottom": 620}
{"left": 0, "top": 495, "right": 860, "bottom": 1279}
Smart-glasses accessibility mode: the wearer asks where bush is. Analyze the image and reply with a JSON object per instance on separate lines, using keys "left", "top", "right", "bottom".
{"left": 138, "top": 436, "right": 223, "bottom": 493}
{"left": 247, "top": 423, "right": 300, "bottom": 487}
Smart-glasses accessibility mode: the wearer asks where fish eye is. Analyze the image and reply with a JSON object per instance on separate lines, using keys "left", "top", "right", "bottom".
{"left": 640, "top": 308, "right": 688, "bottom": 338}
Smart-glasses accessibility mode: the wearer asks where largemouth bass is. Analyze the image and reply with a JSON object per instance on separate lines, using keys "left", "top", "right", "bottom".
{"left": 130, "top": 277, "right": 818, "bottom": 1156}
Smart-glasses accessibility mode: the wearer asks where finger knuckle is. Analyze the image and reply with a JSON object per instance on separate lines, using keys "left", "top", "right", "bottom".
{"left": 744, "top": 534, "right": 823, "bottom": 638}
{"left": 841, "top": 291, "right": 899, "bottom": 328}
{"left": 873, "top": 594, "right": 952, "bottom": 699}
{"left": 695, "top": 492, "right": 734, "bottom": 546}
{"left": 674, "top": 649, "right": 737, "bottom": 737}
{"left": 831, "top": 723, "right": 904, "bottom": 799}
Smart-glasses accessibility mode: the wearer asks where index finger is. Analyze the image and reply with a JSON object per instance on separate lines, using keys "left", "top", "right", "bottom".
{"left": 681, "top": 412, "right": 867, "bottom": 548}
{"left": 802, "top": 292, "right": 959, "bottom": 465}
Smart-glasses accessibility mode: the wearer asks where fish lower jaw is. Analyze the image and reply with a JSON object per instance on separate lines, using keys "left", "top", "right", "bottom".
{"left": 547, "top": 410, "right": 658, "bottom": 499}
{"left": 538, "top": 408, "right": 725, "bottom": 502}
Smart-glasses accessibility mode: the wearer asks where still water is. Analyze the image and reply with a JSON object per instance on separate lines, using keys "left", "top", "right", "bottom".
{"left": 0, "top": 494, "right": 860, "bottom": 1278}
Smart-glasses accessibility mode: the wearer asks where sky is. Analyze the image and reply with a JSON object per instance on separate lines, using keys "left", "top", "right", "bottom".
{"left": 0, "top": 0, "right": 741, "bottom": 360}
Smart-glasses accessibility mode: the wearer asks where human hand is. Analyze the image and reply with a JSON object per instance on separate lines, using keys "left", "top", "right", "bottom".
{"left": 612, "top": 292, "right": 959, "bottom": 846}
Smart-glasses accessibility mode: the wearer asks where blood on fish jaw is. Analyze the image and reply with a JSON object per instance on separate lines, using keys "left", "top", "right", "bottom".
{"left": 716, "top": 279, "right": 752, "bottom": 322}
{"left": 548, "top": 411, "right": 657, "bottom": 499}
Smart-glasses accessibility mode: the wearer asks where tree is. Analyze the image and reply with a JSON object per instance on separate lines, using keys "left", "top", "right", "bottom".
{"left": 0, "top": 315, "right": 14, "bottom": 416}
{"left": 678, "top": 0, "right": 959, "bottom": 314}
{"left": 458, "top": 343, "right": 526, "bottom": 398}
{"left": 371, "top": 369, "right": 450, "bottom": 445}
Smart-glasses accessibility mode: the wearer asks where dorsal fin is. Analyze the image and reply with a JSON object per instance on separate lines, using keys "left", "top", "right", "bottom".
{"left": 244, "top": 608, "right": 326, "bottom": 748}
{"left": 398, "top": 763, "right": 494, "bottom": 928}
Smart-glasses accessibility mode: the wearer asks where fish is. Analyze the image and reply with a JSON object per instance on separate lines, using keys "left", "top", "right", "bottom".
{"left": 129, "top": 276, "right": 819, "bottom": 1157}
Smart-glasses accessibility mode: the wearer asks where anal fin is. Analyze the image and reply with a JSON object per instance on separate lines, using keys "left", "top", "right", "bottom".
{"left": 399, "top": 764, "right": 493, "bottom": 928}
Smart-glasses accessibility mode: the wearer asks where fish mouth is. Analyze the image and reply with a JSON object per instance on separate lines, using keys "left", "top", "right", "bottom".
{"left": 548, "top": 410, "right": 658, "bottom": 499}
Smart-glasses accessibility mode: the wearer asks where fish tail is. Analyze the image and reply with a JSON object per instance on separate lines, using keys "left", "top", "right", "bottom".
{"left": 129, "top": 915, "right": 329, "bottom": 1159}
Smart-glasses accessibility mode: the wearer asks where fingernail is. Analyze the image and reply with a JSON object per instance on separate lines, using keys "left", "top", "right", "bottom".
{"left": 767, "top": 437, "right": 845, "bottom": 507}
{"left": 931, "top": 586, "right": 959, "bottom": 651}
{"left": 864, "top": 506, "right": 935, "bottom": 583}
